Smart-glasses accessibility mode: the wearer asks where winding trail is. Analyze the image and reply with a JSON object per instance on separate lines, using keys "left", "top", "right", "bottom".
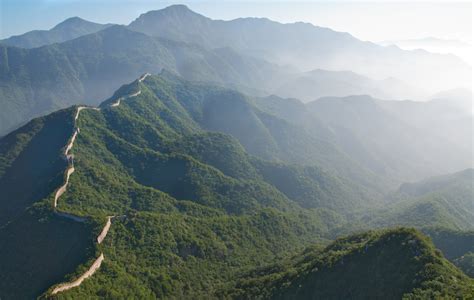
{"left": 111, "top": 73, "right": 150, "bottom": 107}
{"left": 97, "top": 216, "right": 113, "bottom": 244}
{"left": 51, "top": 254, "right": 104, "bottom": 295}
{"left": 49, "top": 73, "right": 150, "bottom": 295}
{"left": 53, "top": 166, "right": 75, "bottom": 208}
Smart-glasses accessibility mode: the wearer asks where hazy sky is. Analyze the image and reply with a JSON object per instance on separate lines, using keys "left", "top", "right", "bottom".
{"left": 0, "top": 0, "right": 472, "bottom": 43}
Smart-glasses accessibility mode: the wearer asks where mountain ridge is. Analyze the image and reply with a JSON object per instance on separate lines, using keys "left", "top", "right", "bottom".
{"left": 128, "top": 5, "right": 471, "bottom": 93}
{"left": 1, "top": 17, "right": 113, "bottom": 49}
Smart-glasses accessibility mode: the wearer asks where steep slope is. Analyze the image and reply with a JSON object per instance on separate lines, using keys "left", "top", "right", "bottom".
{"left": 0, "top": 17, "right": 113, "bottom": 48}
{"left": 0, "top": 109, "right": 74, "bottom": 226}
{"left": 0, "top": 25, "right": 286, "bottom": 136}
{"left": 0, "top": 108, "right": 93, "bottom": 299}
{"left": 225, "top": 228, "right": 474, "bottom": 299}
{"left": 128, "top": 5, "right": 471, "bottom": 93}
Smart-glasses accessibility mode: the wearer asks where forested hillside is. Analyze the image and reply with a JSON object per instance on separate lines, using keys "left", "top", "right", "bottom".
{"left": 1, "top": 70, "right": 472, "bottom": 299}
{"left": 423, "top": 228, "right": 474, "bottom": 277}
{"left": 224, "top": 228, "right": 474, "bottom": 299}
{"left": 357, "top": 169, "right": 474, "bottom": 231}
{"left": 0, "top": 74, "right": 355, "bottom": 298}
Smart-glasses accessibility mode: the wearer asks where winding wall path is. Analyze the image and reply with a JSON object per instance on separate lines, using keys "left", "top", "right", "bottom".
{"left": 97, "top": 216, "right": 113, "bottom": 244}
{"left": 110, "top": 73, "right": 149, "bottom": 107}
{"left": 49, "top": 73, "right": 150, "bottom": 295}
{"left": 51, "top": 254, "right": 104, "bottom": 295}
{"left": 53, "top": 166, "right": 75, "bottom": 208}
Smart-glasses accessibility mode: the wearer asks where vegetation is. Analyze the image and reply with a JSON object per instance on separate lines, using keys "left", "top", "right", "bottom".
{"left": 1, "top": 73, "right": 472, "bottom": 299}
{"left": 357, "top": 169, "right": 474, "bottom": 231}
{"left": 423, "top": 227, "right": 474, "bottom": 277}
{"left": 223, "top": 228, "right": 474, "bottom": 299}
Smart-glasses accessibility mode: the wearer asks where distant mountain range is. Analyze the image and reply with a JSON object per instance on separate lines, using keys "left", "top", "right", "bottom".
{"left": 127, "top": 5, "right": 471, "bottom": 91}
{"left": 0, "top": 17, "right": 113, "bottom": 48}
{"left": 257, "top": 93, "right": 472, "bottom": 184}
{"left": 0, "top": 5, "right": 471, "bottom": 135}
{"left": 381, "top": 37, "right": 471, "bottom": 49}
{"left": 380, "top": 37, "right": 472, "bottom": 64}
{"left": 0, "top": 25, "right": 288, "bottom": 136}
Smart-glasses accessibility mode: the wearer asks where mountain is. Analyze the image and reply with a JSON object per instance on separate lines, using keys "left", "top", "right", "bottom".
{"left": 0, "top": 17, "right": 113, "bottom": 48}
{"left": 1, "top": 73, "right": 471, "bottom": 298}
{"left": 305, "top": 95, "right": 473, "bottom": 183}
{"left": 252, "top": 93, "right": 472, "bottom": 186}
{"left": 380, "top": 37, "right": 472, "bottom": 64}
{"left": 381, "top": 37, "right": 471, "bottom": 49}
{"left": 146, "top": 72, "right": 387, "bottom": 198}
{"left": 0, "top": 25, "right": 288, "bottom": 136}
{"left": 128, "top": 5, "right": 471, "bottom": 93}
{"left": 0, "top": 73, "right": 372, "bottom": 298}
{"left": 272, "top": 69, "right": 424, "bottom": 102}
{"left": 224, "top": 228, "right": 474, "bottom": 299}
{"left": 428, "top": 88, "right": 473, "bottom": 115}
{"left": 2, "top": 5, "right": 470, "bottom": 138}
{"left": 397, "top": 168, "right": 474, "bottom": 199}
{"left": 357, "top": 169, "right": 474, "bottom": 231}
{"left": 331, "top": 171, "right": 474, "bottom": 271}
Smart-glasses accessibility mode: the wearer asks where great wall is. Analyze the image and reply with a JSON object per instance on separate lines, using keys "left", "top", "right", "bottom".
{"left": 49, "top": 73, "right": 150, "bottom": 295}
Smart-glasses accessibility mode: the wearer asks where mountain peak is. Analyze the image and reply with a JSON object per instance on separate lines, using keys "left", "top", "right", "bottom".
{"left": 1, "top": 15, "right": 111, "bottom": 49}
{"left": 137, "top": 4, "right": 201, "bottom": 18}
{"left": 129, "top": 4, "right": 208, "bottom": 30}
{"left": 163, "top": 4, "right": 192, "bottom": 12}
{"left": 52, "top": 16, "right": 90, "bottom": 30}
